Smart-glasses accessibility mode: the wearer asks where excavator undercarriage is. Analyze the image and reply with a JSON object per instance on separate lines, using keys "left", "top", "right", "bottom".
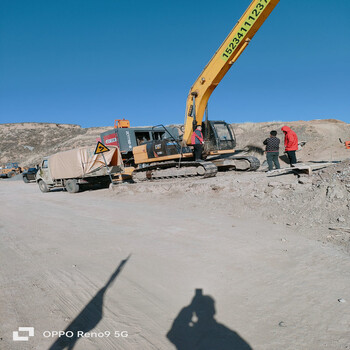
{"left": 133, "top": 160, "right": 218, "bottom": 181}
{"left": 208, "top": 154, "right": 260, "bottom": 172}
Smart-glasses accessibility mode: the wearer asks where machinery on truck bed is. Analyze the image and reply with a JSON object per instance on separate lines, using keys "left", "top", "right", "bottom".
{"left": 100, "top": 119, "right": 216, "bottom": 180}
{"left": 100, "top": 119, "right": 183, "bottom": 168}
{"left": 102, "top": 0, "right": 280, "bottom": 180}
{"left": 36, "top": 146, "right": 123, "bottom": 193}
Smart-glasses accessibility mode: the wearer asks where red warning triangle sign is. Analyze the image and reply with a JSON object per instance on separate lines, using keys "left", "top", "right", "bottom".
{"left": 94, "top": 141, "right": 110, "bottom": 155}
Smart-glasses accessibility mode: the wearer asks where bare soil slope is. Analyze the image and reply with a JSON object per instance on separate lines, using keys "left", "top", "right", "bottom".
{"left": 233, "top": 119, "right": 350, "bottom": 164}
{"left": 0, "top": 123, "right": 112, "bottom": 166}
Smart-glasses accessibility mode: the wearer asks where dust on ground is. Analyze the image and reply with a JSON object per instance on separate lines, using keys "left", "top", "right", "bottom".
{"left": 1, "top": 176, "right": 350, "bottom": 349}
{"left": 112, "top": 159, "right": 350, "bottom": 252}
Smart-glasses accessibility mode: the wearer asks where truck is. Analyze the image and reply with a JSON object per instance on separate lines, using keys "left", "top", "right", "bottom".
{"left": 36, "top": 146, "right": 124, "bottom": 193}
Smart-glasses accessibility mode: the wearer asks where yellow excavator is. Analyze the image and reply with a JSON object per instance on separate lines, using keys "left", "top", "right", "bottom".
{"left": 182, "top": 0, "right": 280, "bottom": 170}
{"left": 104, "top": 0, "right": 280, "bottom": 180}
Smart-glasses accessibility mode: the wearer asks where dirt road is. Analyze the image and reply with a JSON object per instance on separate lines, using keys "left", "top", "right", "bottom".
{"left": 1, "top": 180, "right": 350, "bottom": 349}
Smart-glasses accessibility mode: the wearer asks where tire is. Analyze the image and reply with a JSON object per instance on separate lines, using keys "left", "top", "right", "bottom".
{"left": 23, "top": 176, "right": 30, "bottom": 183}
{"left": 38, "top": 180, "right": 49, "bottom": 193}
{"left": 65, "top": 179, "right": 80, "bottom": 193}
{"left": 7, "top": 171, "right": 15, "bottom": 178}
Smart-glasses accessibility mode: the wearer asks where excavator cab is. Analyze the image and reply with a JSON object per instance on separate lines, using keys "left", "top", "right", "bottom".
{"left": 203, "top": 121, "right": 236, "bottom": 154}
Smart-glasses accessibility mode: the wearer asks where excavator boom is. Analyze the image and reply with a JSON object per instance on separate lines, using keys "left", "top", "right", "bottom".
{"left": 183, "top": 0, "right": 280, "bottom": 144}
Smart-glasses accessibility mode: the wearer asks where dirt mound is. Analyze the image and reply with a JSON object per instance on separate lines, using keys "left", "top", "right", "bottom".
{"left": 232, "top": 119, "right": 350, "bottom": 164}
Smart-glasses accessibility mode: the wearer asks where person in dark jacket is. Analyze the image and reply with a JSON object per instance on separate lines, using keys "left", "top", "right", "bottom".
{"left": 281, "top": 126, "right": 298, "bottom": 166}
{"left": 263, "top": 130, "right": 280, "bottom": 171}
{"left": 191, "top": 125, "right": 204, "bottom": 161}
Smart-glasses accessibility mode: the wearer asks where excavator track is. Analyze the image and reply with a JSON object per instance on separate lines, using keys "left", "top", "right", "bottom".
{"left": 133, "top": 160, "right": 218, "bottom": 181}
{"left": 227, "top": 155, "right": 260, "bottom": 171}
{"left": 207, "top": 154, "right": 260, "bottom": 171}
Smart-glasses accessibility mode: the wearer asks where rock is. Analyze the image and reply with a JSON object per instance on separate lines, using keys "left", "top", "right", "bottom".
{"left": 268, "top": 181, "right": 281, "bottom": 188}
{"left": 271, "top": 188, "right": 284, "bottom": 198}
{"left": 338, "top": 298, "right": 346, "bottom": 303}
{"left": 278, "top": 321, "right": 287, "bottom": 327}
{"left": 298, "top": 176, "right": 312, "bottom": 184}
{"left": 283, "top": 183, "right": 297, "bottom": 190}
{"left": 337, "top": 216, "right": 346, "bottom": 223}
{"left": 326, "top": 185, "right": 345, "bottom": 200}
{"left": 211, "top": 185, "right": 224, "bottom": 191}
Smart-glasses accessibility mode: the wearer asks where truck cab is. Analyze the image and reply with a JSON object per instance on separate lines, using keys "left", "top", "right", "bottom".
{"left": 36, "top": 158, "right": 52, "bottom": 187}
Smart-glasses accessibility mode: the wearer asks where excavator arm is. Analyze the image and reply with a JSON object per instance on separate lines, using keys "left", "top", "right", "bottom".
{"left": 183, "top": 0, "right": 280, "bottom": 145}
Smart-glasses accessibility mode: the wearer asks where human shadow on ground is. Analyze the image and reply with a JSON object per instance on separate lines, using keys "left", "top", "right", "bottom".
{"left": 49, "top": 255, "right": 130, "bottom": 350}
{"left": 167, "top": 289, "right": 252, "bottom": 350}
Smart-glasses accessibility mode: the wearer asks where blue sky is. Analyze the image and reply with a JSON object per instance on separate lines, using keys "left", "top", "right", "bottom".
{"left": 1, "top": 0, "right": 349, "bottom": 127}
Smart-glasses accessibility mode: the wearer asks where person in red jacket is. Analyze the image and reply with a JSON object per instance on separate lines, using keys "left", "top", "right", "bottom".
{"left": 191, "top": 125, "right": 204, "bottom": 160}
{"left": 281, "top": 126, "right": 298, "bottom": 166}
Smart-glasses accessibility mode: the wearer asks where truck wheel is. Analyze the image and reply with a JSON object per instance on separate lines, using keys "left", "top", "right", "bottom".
{"left": 65, "top": 179, "right": 80, "bottom": 193}
{"left": 7, "top": 171, "right": 15, "bottom": 178}
{"left": 23, "top": 176, "right": 30, "bottom": 183}
{"left": 38, "top": 180, "right": 49, "bottom": 193}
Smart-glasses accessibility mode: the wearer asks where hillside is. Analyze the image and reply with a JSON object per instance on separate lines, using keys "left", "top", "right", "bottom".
{"left": 0, "top": 123, "right": 112, "bottom": 167}
{"left": 233, "top": 119, "right": 350, "bottom": 163}
{"left": 0, "top": 119, "right": 349, "bottom": 167}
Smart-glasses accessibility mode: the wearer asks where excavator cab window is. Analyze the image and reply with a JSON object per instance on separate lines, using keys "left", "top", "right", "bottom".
{"left": 215, "top": 123, "right": 232, "bottom": 141}
{"left": 207, "top": 121, "right": 236, "bottom": 151}
{"left": 135, "top": 132, "right": 151, "bottom": 145}
{"left": 152, "top": 131, "right": 166, "bottom": 140}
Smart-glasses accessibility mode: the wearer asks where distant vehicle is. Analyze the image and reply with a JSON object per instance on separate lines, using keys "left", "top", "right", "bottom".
{"left": 22, "top": 167, "right": 38, "bottom": 183}
{"left": 0, "top": 162, "right": 23, "bottom": 178}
